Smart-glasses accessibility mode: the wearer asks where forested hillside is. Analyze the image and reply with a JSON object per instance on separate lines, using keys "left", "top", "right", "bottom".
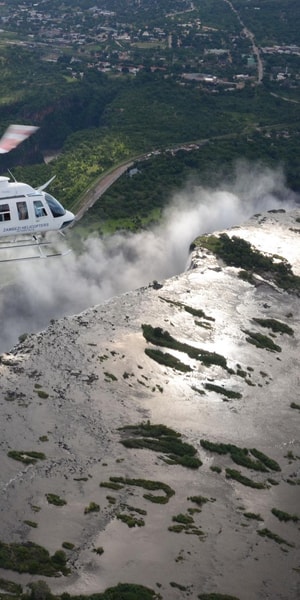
{"left": 0, "top": 0, "right": 299, "bottom": 232}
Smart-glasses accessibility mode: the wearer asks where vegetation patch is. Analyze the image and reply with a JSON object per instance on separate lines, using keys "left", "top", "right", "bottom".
{"left": 169, "top": 513, "right": 204, "bottom": 537}
{"left": 46, "top": 493, "right": 67, "bottom": 507}
{"left": 0, "top": 577, "right": 22, "bottom": 595}
{"left": 257, "top": 528, "right": 294, "bottom": 547}
{"left": 119, "top": 421, "right": 202, "bottom": 469}
{"left": 62, "top": 542, "right": 75, "bottom": 550}
{"left": 192, "top": 233, "right": 300, "bottom": 293}
{"left": 108, "top": 476, "right": 175, "bottom": 504}
{"left": 198, "top": 595, "right": 240, "bottom": 600}
{"left": 7, "top": 450, "right": 46, "bottom": 465}
{"left": 24, "top": 520, "right": 38, "bottom": 528}
{"left": 271, "top": 508, "right": 299, "bottom": 523}
{"left": 243, "top": 512, "right": 264, "bottom": 521}
{"left": 204, "top": 383, "right": 242, "bottom": 399}
{"left": 93, "top": 546, "right": 104, "bottom": 555}
{"left": 34, "top": 389, "right": 49, "bottom": 399}
{"left": 290, "top": 402, "right": 300, "bottom": 410}
{"left": 243, "top": 330, "right": 281, "bottom": 352}
{"left": 116, "top": 513, "right": 145, "bottom": 528}
{"left": 104, "top": 371, "right": 118, "bottom": 381}
{"left": 145, "top": 348, "right": 192, "bottom": 372}
{"left": 188, "top": 495, "right": 210, "bottom": 508}
{"left": 160, "top": 297, "right": 215, "bottom": 322}
{"left": 84, "top": 502, "right": 100, "bottom": 514}
{"left": 100, "top": 481, "right": 124, "bottom": 491}
{"left": 143, "top": 324, "right": 227, "bottom": 369}
{"left": 225, "top": 468, "right": 266, "bottom": 489}
{"left": 0, "top": 541, "right": 69, "bottom": 576}
{"left": 252, "top": 318, "right": 294, "bottom": 336}
{"left": 200, "top": 439, "right": 280, "bottom": 472}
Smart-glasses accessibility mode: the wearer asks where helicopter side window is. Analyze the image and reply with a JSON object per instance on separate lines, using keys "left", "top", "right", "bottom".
{"left": 0, "top": 203, "right": 10, "bottom": 222}
{"left": 34, "top": 200, "right": 47, "bottom": 218}
{"left": 17, "top": 201, "right": 29, "bottom": 220}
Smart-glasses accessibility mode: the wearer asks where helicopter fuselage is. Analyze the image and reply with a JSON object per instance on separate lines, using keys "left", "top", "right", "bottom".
{"left": 0, "top": 176, "right": 74, "bottom": 238}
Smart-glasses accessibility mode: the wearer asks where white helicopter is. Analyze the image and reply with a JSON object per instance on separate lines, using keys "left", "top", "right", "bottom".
{"left": 0, "top": 124, "right": 75, "bottom": 262}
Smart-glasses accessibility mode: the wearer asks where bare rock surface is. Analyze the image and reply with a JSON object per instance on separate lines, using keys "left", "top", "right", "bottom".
{"left": 0, "top": 210, "right": 299, "bottom": 599}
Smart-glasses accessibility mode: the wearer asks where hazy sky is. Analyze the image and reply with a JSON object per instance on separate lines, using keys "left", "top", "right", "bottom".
{"left": 0, "top": 162, "right": 297, "bottom": 352}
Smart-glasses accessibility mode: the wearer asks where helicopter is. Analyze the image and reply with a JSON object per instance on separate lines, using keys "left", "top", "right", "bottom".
{"left": 0, "top": 124, "right": 75, "bottom": 262}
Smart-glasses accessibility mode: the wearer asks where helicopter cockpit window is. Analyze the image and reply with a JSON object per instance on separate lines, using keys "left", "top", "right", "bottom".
{"left": 44, "top": 193, "right": 66, "bottom": 218}
{"left": 34, "top": 200, "right": 47, "bottom": 218}
{"left": 0, "top": 203, "right": 10, "bottom": 222}
{"left": 17, "top": 201, "right": 29, "bottom": 220}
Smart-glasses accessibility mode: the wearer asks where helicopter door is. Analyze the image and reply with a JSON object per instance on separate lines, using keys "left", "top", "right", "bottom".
{"left": 33, "top": 199, "right": 48, "bottom": 219}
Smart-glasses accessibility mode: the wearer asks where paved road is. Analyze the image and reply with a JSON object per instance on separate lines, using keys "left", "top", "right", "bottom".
{"left": 73, "top": 160, "right": 134, "bottom": 223}
{"left": 223, "top": 0, "right": 263, "bottom": 84}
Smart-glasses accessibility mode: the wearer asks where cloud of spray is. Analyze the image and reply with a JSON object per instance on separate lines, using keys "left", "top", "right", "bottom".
{"left": 0, "top": 163, "right": 297, "bottom": 351}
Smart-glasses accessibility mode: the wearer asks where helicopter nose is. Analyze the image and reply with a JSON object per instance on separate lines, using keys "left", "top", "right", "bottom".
{"left": 60, "top": 210, "right": 75, "bottom": 229}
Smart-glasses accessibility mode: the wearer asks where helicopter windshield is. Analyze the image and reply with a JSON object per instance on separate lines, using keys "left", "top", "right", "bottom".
{"left": 44, "top": 192, "right": 66, "bottom": 218}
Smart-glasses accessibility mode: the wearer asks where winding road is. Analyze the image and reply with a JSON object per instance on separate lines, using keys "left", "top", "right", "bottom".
{"left": 223, "top": 0, "right": 263, "bottom": 84}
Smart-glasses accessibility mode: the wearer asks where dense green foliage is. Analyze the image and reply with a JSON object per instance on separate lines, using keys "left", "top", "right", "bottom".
{"left": 142, "top": 324, "right": 227, "bottom": 368}
{"left": 193, "top": 233, "right": 300, "bottom": 293}
{"left": 252, "top": 318, "right": 294, "bottom": 336}
{"left": 243, "top": 330, "right": 282, "bottom": 352}
{"left": 204, "top": 383, "right": 242, "bottom": 399}
{"left": 0, "top": 541, "right": 69, "bottom": 576}
{"left": 257, "top": 528, "right": 294, "bottom": 547}
{"left": 7, "top": 450, "right": 46, "bottom": 464}
{"left": 200, "top": 439, "right": 281, "bottom": 472}
{"left": 225, "top": 468, "right": 266, "bottom": 489}
{"left": 63, "top": 583, "right": 160, "bottom": 600}
{"left": 119, "top": 422, "right": 202, "bottom": 468}
{"left": 107, "top": 476, "right": 175, "bottom": 504}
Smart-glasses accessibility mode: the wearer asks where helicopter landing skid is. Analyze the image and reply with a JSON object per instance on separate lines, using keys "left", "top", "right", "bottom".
{"left": 0, "top": 236, "right": 72, "bottom": 262}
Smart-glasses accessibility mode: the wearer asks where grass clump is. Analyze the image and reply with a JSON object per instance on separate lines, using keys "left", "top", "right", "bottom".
{"left": 160, "top": 297, "right": 215, "bottom": 322}
{"left": 108, "top": 476, "right": 175, "bottom": 504}
{"left": 117, "top": 513, "right": 145, "bottom": 528}
{"left": 290, "top": 402, "right": 300, "bottom": 410}
{"left": 0, "top": 541, "right": 69, "bottom": 576}
{"left": 23, "top": 520, "right": 38, "bottom": 528}
{"left": 145, "top": 348, "right": 192, "bottom": 372}
{"left": 104, "top": 371, "right": 118, "bottom": 381}
{"left": 100, "top": 481, "right": 124, "bottom": 490}
{"left": 84, "top": 501, "right": 100, "bottom": 514}
{"left": 94, "top": 583, "right": 160, "bottom": 599}
{"left": 198, "top": 595, "right": 240, "bottom": 600}
{"left": 271, "top": 508, "right": 299, "bottom": 522}
{"left": 200, "top": 439, "right": 278, "bottom": 472}
{"left": 93, "top": 546, "right": 104, "bottom": 555}
{"left": 243, "top": 512, "right": 264, "bottom": 521}
{"left": 0, "top": 578, "right": 22, "bottom": 594}
{"left": 62, "top": 542, "right": 75, "bottom": 550}
{"left": 257, "top": 528, "right": 294, "bottom": 547}
{"left": 225, "top": 468, "right": 266, "bottom": 489}
{"left": 46, "top": 493, "right": 67, "bottom": 507}
{"left": 7, "top": 450, "right": 46, "bottom": 464}
{"left": 204, "top": 383, "right": 242, "bottom": 399}
{"left": 252, "top": 318, "right": 294, "bottom": 336}
{"left": 188, "top": 495, "right": 210, "bottom": 508}
{"left": 142, "top": 324, "right": 227, "bottom": 369}
{"left": 119, "top": 422, "right": 202, "bottom": 469}
{"left": 250, "top": 448, "right": 281, "bottom": 472}
{"left": 243, "top": 330, "right": 282, "bottom": 352}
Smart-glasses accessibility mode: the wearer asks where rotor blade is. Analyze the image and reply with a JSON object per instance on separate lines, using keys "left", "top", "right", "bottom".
{"left": 37, "top": 175, "right": 56, "bottom": 192}
{"left": 0, "top": 124, "right": 39, "bottom": 154}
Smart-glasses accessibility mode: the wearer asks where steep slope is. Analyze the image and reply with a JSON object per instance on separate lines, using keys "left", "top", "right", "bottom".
{"left": 0, "top": 210, "right": 299, "bottom": 600}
